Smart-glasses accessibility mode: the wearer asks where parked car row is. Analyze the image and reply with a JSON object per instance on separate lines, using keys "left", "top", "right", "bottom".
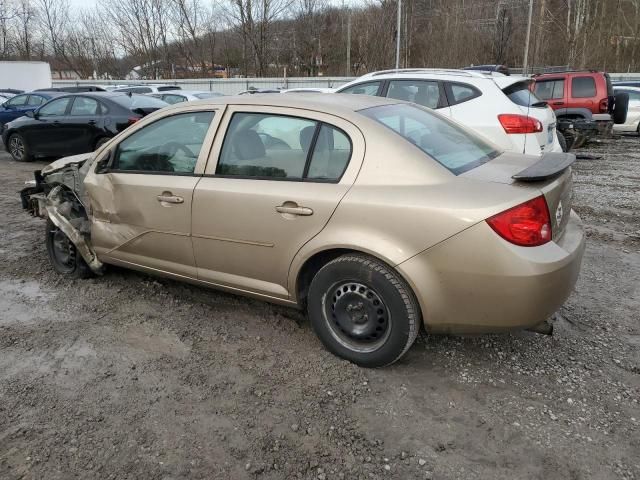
{"left": 2, "top": 92, "right": 168, "bottom": 161}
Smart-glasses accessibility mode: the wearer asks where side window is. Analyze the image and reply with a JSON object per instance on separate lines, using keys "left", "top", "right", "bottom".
{"left": 534, "top": 80, "right": 564, "bottom": 100}
{"left": 39, "top": 98, "right": 71, "bottom": 117}
{"left": 217, "top": 113, "right": 315, "bottom": 179}
{"left": 447, "top": 83, "right": 480, "bottom": 105}
{"left": 571, "top": 76, "right": 596, "bottom": 98}
{"left": 70, "top": 97, "right": 100, "bottom": 115}
{"left": 339, "top": 81, "right": 381, "bottom": 96}
{"left": 217, "top": 113, "right": 352, "bottom": 182}
{"left": 5, "top": 95, "right": 28, "bottom": 107}
{"left": 133, "top": 87, "right": 152, "bottom": 94}
{"left": 26, "top": 95, "right": 45, "bottom": 106}
{"left": 306, "top": 125, "right": 352, "bottom": 181}
{"left": 114, "top": 111, "right": 215, "bottom": 173}
{"left": 163, "top": 94, "right": 186, "bottom": 104}
{"left": 386, "top": 80, "right": 440, "bottom": 109}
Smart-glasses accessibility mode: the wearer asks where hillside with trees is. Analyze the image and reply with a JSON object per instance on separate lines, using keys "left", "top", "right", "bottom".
{"left": 1, "top": 0, "right": 639, "bottom": 78}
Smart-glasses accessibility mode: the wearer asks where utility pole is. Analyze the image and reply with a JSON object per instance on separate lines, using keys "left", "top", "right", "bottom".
{"left": 395, "top": 0, "right": 402, "bottom": 69}
{"left": 522, "top": 0, "right": 534, "bottom": 75}
{"left": 346, "top": 11, "right": 351, "bottom": 76}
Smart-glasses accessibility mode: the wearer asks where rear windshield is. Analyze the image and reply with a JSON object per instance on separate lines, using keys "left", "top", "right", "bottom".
{"left": 503, "top": 81, "right": 546, "bottom": 107}
{"left": 111, "top": 94, "right": 168, "bottom": 110}
{"left": 360, "top": 104, "right": 500, "bottom": 175}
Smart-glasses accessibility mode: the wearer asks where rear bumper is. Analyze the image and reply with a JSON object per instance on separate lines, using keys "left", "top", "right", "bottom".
{"left": 397, "top": 210, "right": 585, "bottom": 334}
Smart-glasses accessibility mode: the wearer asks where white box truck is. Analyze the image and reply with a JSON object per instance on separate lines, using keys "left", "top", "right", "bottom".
{"left": 0, "top": 61, "right": 52, "bottom": 91}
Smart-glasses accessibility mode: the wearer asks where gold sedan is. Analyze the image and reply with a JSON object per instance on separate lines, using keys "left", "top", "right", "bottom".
{"left": 23, "top": 94, "right": 585, "bottom": 367}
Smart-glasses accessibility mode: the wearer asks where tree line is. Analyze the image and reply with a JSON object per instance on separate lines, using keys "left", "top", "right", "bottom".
{"left": 1, "top": 0, "right": 638, "bottom": 79}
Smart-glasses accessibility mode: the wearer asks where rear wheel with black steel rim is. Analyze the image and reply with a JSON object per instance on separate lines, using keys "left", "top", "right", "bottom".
{"left": 45, "top": 219, "right": 93, "bottom": 279}
{"left": 8, "top": 133, "right": 32, "bottom": 162}
{"left": 307, "top": 254, "right": 420, "bottom": 368}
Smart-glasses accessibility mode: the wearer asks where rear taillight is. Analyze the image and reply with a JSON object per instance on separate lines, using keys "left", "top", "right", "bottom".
{"left": 127, "top": 117, "right": 140, "bottom": 126}
{"left": 486, "top": 196, "right": 552, "bottom": 247}
{"left": 599, "top": 98, "right": 608, "bottom": 113}
{"left": 498, "top": 114, "right": 543, "bottom": 134}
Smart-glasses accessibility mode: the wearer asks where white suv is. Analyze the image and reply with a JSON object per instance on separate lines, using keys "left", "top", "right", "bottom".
{"left": 335, "top": 69, "right": 563, "bottom": 156}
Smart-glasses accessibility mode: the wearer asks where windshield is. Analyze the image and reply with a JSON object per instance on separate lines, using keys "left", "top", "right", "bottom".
{"left": 193, "top": 92, "right": 222, "bottom": 99}
{"left": 111, "top": 94, "right": 168, "bottom": 110}
{"left": 360, "top": 103, "right": 500, "bottom": 175}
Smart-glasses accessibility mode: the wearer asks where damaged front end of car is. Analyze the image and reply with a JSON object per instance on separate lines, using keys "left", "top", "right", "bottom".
{"left": 21, "top": 154, "right": 104, "bottom": 274}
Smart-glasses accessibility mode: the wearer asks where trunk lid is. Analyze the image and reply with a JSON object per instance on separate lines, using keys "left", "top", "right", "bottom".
{"left": 462, "top": 152, "right": 575, "bottom": 240}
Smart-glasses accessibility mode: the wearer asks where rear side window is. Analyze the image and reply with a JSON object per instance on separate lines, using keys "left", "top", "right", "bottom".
{"left": 503, "top": 81, "right": 545, "bottom": 107}
{"left": 70, "top": 97, "right": 100, "bottom": 115}
{"left": 162, "top": 94, "right": 187, "bottom": 104}
{"left": 360, "top": 103, "right": 499, "bottom": 175}
{"left": 386, "top": 80, "right": 441, "bottom": 109}
{"left": 534, "top": 79, "right": 564, "bottom": 100}
{"left": 217, "top": 113, "right": 351, "bottom": 181}
{"left": 339, "top": 82, "right": 381, "bottom": 96}
{"left": 571, "top": 76, "right": 596, "bottom": 98}
{"left": 445, "top": 83, "right": 481, "bottom": 105}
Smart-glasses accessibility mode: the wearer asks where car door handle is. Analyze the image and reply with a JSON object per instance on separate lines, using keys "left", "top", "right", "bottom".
{"left": 553, "top": 101, "right": 564, "bottom": 105}
{"left": 157, "top": 193, "right": 184, "bottom": 204}
{"left": 88, "top": 120, "right": 97, "bottom": 125}
{"left": 275, "top": 204, "right": 313, "bottom": 216}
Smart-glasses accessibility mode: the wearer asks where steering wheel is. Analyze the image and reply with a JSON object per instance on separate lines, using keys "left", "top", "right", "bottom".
{"left": 160, "top": 141, "right": 195, "bottom": 158}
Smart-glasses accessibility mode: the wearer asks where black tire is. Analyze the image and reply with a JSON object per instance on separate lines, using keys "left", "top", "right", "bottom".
{"left": 45, "top": 219, "right": 93, "bottom": 279}
{"left": 613, "top": 92, "right": 629, "bottom": 125}
{"left": 7, "top": 133, "right": 33, "bottom": 162}
{"left": 94, "top": 136, "right": 110, "bottom": 150}
{"left": 556, "top": 131, "right": 567, "bottom": 152}
{"left": 307, "top": 254, "right": 420, "bottom": 368}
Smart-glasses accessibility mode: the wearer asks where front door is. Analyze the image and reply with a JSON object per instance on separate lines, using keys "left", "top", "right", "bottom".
{"left": 83, "top": 108, "right": 221, "bottom": 278}
{"left": 22, "top": 96, "right": 74, "bottom": 156}
{"left": 191, "top": 106, "right": 365, "bottom": 299}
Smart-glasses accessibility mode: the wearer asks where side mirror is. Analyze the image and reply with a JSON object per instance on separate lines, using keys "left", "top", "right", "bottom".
{"left": 25, "top": 110, "right": 35, "bottom": 118}
{"left": 95, "top": 150, "right": 114, "bottom": 174}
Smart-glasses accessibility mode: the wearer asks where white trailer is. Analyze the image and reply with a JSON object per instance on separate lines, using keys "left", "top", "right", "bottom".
{"left": 0, "top": 61, "right": 52, "bottom": 91}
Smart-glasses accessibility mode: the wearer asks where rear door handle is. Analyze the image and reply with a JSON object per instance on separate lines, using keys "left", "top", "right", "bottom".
{"left": 88, "top": 120, "right": 97, "bottom": 125}
{"left": 553, "top": 101, "right": 564, "bottom": 105}
{"left": 157, "top": 192, "right": 184, "bottom": 204}
{"left": 275, "top": 204, "right": 313, "bottom": 216}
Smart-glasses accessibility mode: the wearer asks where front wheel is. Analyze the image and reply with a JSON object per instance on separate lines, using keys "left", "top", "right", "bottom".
{"left": 45, "top": 219, "right": 93, "bottom": 279}
{"left": 307, "top": 254, "right": 420, "bottom": 368}
{"left": 7, "top": 133, "right": 32, "bottom": 162}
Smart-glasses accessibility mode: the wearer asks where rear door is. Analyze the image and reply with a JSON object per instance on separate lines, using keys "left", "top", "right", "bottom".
{"left": 533, "top": 77, "right": 567, "bottom": 114}
{"left": 83, "top": 107, "right": 221, "bottom": 278}
{"left": 191, "top": 105, "right": 365, "bottom": 299}
{"left": 60, "top": 96, "right": 105, "bottom": 154}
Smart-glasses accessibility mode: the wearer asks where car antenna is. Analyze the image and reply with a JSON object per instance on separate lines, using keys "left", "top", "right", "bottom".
{"left": 127, "top": 91, "right": 133, "bottom": 97}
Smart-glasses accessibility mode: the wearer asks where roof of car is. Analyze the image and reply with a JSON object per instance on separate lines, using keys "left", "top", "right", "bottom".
{"left": 174, "top": 92, "right": 401, "bottom": 114}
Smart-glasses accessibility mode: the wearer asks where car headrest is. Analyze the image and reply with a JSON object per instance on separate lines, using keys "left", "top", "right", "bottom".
{"left": 233, "top": 129, "right": 265, "bottom": 160}
{"left": 299, "top": 125, "right": 315, "bottom": 153}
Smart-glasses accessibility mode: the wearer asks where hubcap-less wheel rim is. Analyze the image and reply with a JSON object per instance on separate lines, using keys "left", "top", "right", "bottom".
{"left": 9, "top": 136, "right": 24, "bottom": 160}
{"left": 50, "top": 227, "right": 76, "bottom": 272}
{"left": 324, "top": 282, "right": 392, "bottom": 353}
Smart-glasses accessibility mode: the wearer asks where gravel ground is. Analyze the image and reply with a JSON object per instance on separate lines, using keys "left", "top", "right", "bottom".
{"left": 0, "top": 136, "right": 639, "bottom": 480}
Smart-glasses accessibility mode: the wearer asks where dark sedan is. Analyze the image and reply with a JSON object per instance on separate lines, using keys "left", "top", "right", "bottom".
{"left": 0, "top": 91, "right": 64, "bottom": 129}
{"left": 2, "top": 92, "right": 168, "bottom": 162}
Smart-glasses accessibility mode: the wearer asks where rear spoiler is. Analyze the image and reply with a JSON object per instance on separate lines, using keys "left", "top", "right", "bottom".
{"left": 512, "top": 152, "right": 576, "bottom": 182}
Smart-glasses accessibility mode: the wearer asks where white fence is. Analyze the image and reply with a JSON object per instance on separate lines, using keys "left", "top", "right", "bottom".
{"left": 51, "top": 77, "right": 355, "bottom": 95}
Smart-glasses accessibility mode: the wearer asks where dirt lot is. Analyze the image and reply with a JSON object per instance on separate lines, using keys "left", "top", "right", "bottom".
{"left": 0, "top": 136, "right": 639, "bottom": 480}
